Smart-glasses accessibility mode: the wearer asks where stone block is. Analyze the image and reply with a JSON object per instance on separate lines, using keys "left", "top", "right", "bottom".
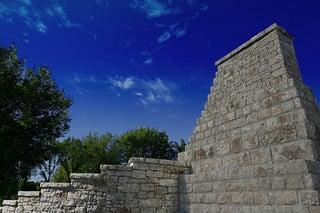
{"left": 216, "top": 193, "right": 230, "bottom": 204}
{"left": 250, "top": 147, "right": 272, "bottom": 165}
{"left": 230, "top": 137, "right": 241, "bottom": 153}
{"left": 40, "top": 182, "right": 71, "bottom": 189}
{"left": 275, "top": 191, "right": 299, "bottom": 205}
{"left": 271, "top": 177, "right": 286, "bottom": 190}
{"left": 159, "top": 179, "right": 178, "bottom": 187}
{"left": 299, "top": 190, "right": 320, "bottom": 206}
{"left": 2, "top": 200, "right": 17, "bottom": 207}
{"left": 131, "top": 170, "right": 146, "bottom": 179}
{"left": 286, "top": 175, "right": 304, "bottom": 189}
{"left": 17, "top": 191, "right": 40, "bottom": 197}
{"left": 310, "top": 206, "right": 320, "bottom": 213}
{"left": 253, "top": 192, "right": 273, "bottom": 205}
{"left": 271, "top": 140, "right": 317, "bottom": 162}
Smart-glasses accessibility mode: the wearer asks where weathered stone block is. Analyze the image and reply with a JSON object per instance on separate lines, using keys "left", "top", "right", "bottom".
{"left": 272, "top": 177, "right": 286, "bottom": 190}
{"left": 299, "top": 190, "right": 320, "bottom": 206}
{"left": 286, "top": 175, "right": 304, "bottom": 189}
{"left": 17, "top": 191, "right": 40, "bottom": 197}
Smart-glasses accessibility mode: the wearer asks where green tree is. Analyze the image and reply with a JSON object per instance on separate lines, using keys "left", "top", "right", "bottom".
{"left": 178, "top": 139, "right": 186, "bottom": 152}
{"left": 33, "top": 156, "right": 59, "bottom": 182}
{"left": 53, "top": 138, "right": 84, "bottom": 182}
{"left": 167, "top": 139, "right": 187, "bottom": 160}
{"left": 53, "top": 133, "right": 114, "bottom": 182}
{"left": 0, "top": 46, "right": 72, "bottom": 200}
{"left": 111, "top": 127, "right": 170, "bottom": 164}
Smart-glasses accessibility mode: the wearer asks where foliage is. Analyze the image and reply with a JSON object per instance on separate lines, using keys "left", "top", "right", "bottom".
{"left": 0, "top": 46, "right": 72, "bottom": 201}
{"left": 52, "top": 128, "right": 186, "bottom": 182}
{"left": 33, "top": 156, "right": 59, "bottom": 182}
{"left": 110, "top": 127, "right": 172, "bottom": 164}
{"left": 53, "top": 133, "right": 114, "bottom": 182}
{"left": 178, "top": 139, "right": 186, "bottom": 152}
{"left": 167, "top": 139, "right": 186, "bottom": 160}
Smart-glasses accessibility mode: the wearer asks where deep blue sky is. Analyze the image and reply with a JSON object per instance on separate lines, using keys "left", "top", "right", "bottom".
{"left": 0, "top": 0, "right": 319, "bottom": 142}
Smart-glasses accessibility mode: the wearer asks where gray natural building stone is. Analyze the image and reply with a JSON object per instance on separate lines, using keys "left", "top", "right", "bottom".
{"left": 179, "top": 23, "right": 320, "bottom": 213}
{"left": 1, "top": 23, "right": 319, "bottom": 212}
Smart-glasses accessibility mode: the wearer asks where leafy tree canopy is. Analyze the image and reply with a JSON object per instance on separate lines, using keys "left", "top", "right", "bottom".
{"left": 110, "top": 127, "right": 171, "bottom": 164}
{"left": 53, "top": 133, "right": 114, "bottom": 182}
{"left": 0, "top": 46, "right": 72, "bottom": 200}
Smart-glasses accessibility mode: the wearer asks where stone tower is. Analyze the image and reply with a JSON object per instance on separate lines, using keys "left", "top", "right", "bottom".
{"left": 179, "top": 23, "right": 320, "bottom": 212}
{"left": 1, "top": 24, "right": 319, "bottom": 213}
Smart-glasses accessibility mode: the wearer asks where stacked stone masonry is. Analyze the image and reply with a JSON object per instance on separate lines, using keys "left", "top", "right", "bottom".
{"left": 1, "top": 158, "right": 190, "bottom": 212}
{"left": 179, "top": 23, "right": 320, "bottom": 213}
{"left": 1, "top": 24, "right": 319, "bottom": 212}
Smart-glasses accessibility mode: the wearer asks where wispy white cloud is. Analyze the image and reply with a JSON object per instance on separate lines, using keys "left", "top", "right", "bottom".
{"left": 21, "top": 0, "right": 32, "bottom": 5}
{"left": 158, "top": 31, "right": 171, "bottom": 43}
{"left": 68, "top": 74, "right": 97, "bottom": 95}
{"left": 187, "top": 0, "right": 196, "bottom": 7}
{"left": 74, "top": 86, "right": 90, "bottom": 96}
{"left": 135, "top": 92, "right": 143, "bottom": 97}
{"left": 68, "top": 73, "right": 177, "bottom": 105}
{"left": 144, "top": 57, "right": 153, "bottom": 64}
{"left": 46, "top": 3, "right": 80, "bottom": 29}
{"left": 73, "top": 74, "right": 81, "bottom": 83}
{"left": 157, "top": 23, "right": 188, "bottom": 44}
{"left": 88, "top": 76, "right": 97, "bottom": 83}
{"left": 174, "top": 24, "right": 187, "bottom": 38}
{"left": 140, "top": 78, "right": 175, "bottom": 105}
{"left": 131, "top": 0, "right": 181, "bottom": 18}
{"left": 201, "top": 4, "right": 208, "bottom": 11}
{"left": 151, "top": 0, "right": 206, "bottom": 44}
{"left": 109, "top": 76, "right": 135, "bottom": 90}
{"left": 35, "top": 22, "right": 48, "bottom": 34}
{"left": 0, "top": 0, "right": 79, "bottom": 34}
{"left": 108, "top": 75, "right": 177, "bottom": 105}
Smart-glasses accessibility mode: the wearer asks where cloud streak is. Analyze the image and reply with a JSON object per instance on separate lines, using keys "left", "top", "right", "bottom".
{"left": 68, "top": 74, "right": 102, "bottom": 95}
{"left": 157, "top": 22, "right": 188, "bottom": 44}
{"left": 71, "top": 74, "right": 177, "bottom": 105}
{"left": 144, "top": 57, "right": 153, "bottom": 65}
{"left": 158, "top": 31, "right": 171, "bottom": 43}
{"left": 109, "top": 76, "right": 135, "bottom": 90}
{"left": 130, "top": 0, "right": 181, "bottom": 18}
{"left": 0, "top": 0, "right": 79, "bottom": 34}
{"left": 139, "top": 78, "right": 175, "bottom": 105}
{"left": 108, "top": 75, "right": 176, "bottom": 105}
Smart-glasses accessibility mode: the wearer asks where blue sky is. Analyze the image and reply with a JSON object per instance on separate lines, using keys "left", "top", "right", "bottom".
{"left": 0, "top": 0, "right": 319, "bottom": 142}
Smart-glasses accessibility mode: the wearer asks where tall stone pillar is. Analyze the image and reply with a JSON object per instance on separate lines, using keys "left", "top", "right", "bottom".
{"left": 179, "top": 24, "right": 320, "bottom": 212}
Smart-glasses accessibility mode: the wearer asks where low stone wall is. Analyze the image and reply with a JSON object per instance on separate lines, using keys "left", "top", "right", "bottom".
{"left": 1, "top": 200, "right": 17, "bottom": 213}
{"left": 39, "top": 182, "right": 71, "bottom": 212}
{"left": 1, "top": 157, "right": 190, "bottom": 213}
{"left": 16, "top": 191, "right": 40, "bottom": 212}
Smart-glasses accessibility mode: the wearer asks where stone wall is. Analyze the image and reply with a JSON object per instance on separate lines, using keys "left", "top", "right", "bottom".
{"left": 2, "top": 23, "right": 320, "bottom": 213}
{"left": 179, "top": 23, "right": 320, "bottom": 212}
{"left": 1, "top": 158, "right": 190, "bottom": 212}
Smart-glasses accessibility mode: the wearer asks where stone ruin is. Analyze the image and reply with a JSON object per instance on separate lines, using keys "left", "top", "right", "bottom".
{"left": 1, "top": 23, "right": 320, "bottom": 213}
